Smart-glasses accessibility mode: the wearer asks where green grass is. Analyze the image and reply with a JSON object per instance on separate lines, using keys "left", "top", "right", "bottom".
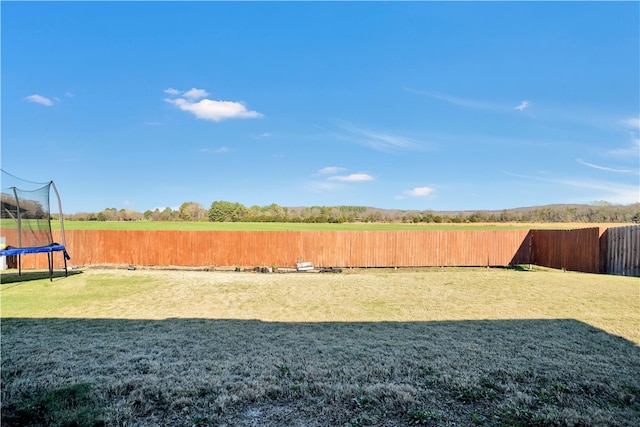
{"left": 1, "top": 382, "right": 102, "bottom": 427}
{"left": 54, "top": 220, "right": 580, "bottom": 231}
{"left": 2, "top": 268, "right": 638, "bottom": 426}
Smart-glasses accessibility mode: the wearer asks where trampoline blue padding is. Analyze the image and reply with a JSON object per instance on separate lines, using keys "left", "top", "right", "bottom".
{"left": 1, "top": 243, "right": 70, "bottom": 280}
{"left": 1, "top": 244, "right": 69, "bottom": 258}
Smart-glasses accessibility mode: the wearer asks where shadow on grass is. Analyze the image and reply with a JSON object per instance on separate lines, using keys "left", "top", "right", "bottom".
{"left": 0, "top": 269, "right": 83, "bottom": 285}
{"left": 499, "top": 264, "right": 535, "bottom": 272}
{"left": 2, "top": 318, "right": 639, "bottom": 426}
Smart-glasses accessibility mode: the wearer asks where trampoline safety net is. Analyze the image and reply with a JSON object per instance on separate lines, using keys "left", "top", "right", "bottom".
{"left": 1, "top": 169, "right": 69, "bottom": 279}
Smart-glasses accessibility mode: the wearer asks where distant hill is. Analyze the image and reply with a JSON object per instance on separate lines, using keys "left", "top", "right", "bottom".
{"left": 66, "top": 202, "right": 639, "bottom": 224}
{"left": 282, "top": 203, "right": 639, "bottom": 224}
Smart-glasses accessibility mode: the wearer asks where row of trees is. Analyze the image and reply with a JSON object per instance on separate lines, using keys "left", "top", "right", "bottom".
{"left": 1, "top": 193, "right": 47, "bottom": 220}
{"left": 64, "top": 201, "right": 640, "bottom": 224}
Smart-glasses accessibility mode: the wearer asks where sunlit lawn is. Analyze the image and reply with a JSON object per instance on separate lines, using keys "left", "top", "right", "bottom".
{"left": 51, "top": 220, "right": 611, "bottom": 231}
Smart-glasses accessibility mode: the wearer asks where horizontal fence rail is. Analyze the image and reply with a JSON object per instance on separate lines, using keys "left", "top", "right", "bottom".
{"left": 1, "top": 227, "right": 636, "bottom": 276}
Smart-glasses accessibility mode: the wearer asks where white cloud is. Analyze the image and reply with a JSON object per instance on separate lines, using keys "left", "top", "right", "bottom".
{"left": 166, "top": 96, "right": 263, "bottom": 122}
{"left": 307, "top": 169, "right": 373, "bottom": 192}
{"left": 557, "top": 179, "right": 640, "bottom": 205}
{"left": 403, "top": 186, "right": 435, "bottom": 197}
{"left": 406, "top": 88, "right": 535, "bottom": 117}
{"left": 577, "top": 159, "right": 637, "bottom": 174}
{"left": 165, "top": 88, "right": 262, "bottom": 122}
{"left": 318, "top": 166, "right": 346, "bottom": 175}
{"left": 200, "top": 146, "right": 230, "bottom": 153}
{"left": 306, "top": 181, "right": 345, "bottom": 191}
{"left": 361, "top": 130, "right": 418, "bottom": 150}
{"left": 404, "top": 88, "right": 498, "bottom": 111}
{"left": 604, "top": 137, "right": 640, "bottom": 158}
{"left": 337, "top": 122, "right": 423, "bottom": 153}
{"left": 501, "top": 170, "right": 640, "bottom": 205}
{"left": 621, "top": 117, "right": 640, "bottom": 129}
{"left": 327, "top": 173, "right": 374, "bottom": 182}
{"left": 24, "top": 94, "right": 53, "bottom": 106}
{"left": 183, "top": 88, "right": 209, "bottom": 100}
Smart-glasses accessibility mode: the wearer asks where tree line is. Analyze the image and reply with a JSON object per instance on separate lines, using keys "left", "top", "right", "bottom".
{"left": 64, "top": 201, "right": 640, "bottom": 224}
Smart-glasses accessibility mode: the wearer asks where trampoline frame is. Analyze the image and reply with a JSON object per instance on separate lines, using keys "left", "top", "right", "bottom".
{"left": 1, "top": 244, "right": 70, "bottom": 281}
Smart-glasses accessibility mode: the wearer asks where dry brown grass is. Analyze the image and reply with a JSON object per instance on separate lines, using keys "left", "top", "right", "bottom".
{"left": 1, "top": 267, "right": 639, "bottom": 426}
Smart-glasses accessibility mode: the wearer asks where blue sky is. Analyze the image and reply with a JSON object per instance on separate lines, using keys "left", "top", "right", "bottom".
{"left": 2, "top": 1, "right": 639, "bottom": 214}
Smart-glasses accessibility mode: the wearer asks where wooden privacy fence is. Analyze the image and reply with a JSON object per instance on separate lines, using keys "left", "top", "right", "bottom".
{"left": 529, "top": 227, "right": 602, "bottom": 274}
{"left": 1, "top": 227, "right": 637, "bottom": 276}
{"left": 601, "top": 225, "right": 639, "bottom": 276}
{"left": 3, "top": 229, "right": 531, "bottom": 270}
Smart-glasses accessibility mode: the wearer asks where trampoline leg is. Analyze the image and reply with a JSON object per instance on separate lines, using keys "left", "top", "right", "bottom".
{"left": 18, "top": 254, "right": 22, "bottom": 276}
{"left": 63, "top": 251, "right": 68, "bottom": 277}
{"left": 48, "top": 252, "right": 53, "bottom": 281}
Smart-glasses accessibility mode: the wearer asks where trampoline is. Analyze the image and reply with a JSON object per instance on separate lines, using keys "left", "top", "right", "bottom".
{"left": 1, "top": 170, "right": 71, "bottom": 281}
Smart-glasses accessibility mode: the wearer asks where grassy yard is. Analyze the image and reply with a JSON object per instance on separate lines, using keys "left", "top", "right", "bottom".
{"left": 52, "top": 220, "right": 623, "bottom": 231}
{"left": 1, "top": 267, "right": 639, "bottom": 426}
